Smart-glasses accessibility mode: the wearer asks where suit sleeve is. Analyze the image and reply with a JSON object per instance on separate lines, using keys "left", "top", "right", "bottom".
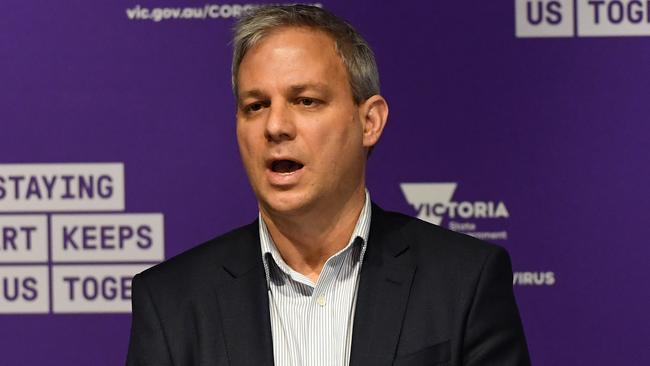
{"left": 462, "top": 247, "right": 531, "bottom": 366}
{"left": 126, "top": 274, "right": 174, "bottom": 366}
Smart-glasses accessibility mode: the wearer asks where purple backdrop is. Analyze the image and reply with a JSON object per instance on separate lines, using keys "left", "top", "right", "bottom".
{"left": 1, "top": 0, "right": 649, "bottom": 364}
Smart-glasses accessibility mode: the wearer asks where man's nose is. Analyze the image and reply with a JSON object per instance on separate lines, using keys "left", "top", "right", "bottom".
{"left": 264, "top": 102, "right": 296, "bottom": 143}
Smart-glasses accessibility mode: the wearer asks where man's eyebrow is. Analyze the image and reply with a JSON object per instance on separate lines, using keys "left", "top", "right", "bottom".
{"left": 239, "top": 89, "right": 266, "bottom": 100}
{"left": 289, "top": 83, "right": 330, "bottom": 94}
{"left": 238, "top": 83, "right": 332, "bottom": 103}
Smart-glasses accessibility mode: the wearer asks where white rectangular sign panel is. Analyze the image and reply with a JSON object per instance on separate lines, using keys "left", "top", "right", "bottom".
{"left": 51, "top": 213, "right": 164, "bottom": 262}
{"left": 0, "top": 163, "right": 125, "bottom": 212}
{"left": 0, "top": 266, "right": 49, "bottom": 313}
{"left": 52, "top": 264, "right": 153, "bottom": 313}
{"left": 0, "top": 215, "right": 48, "bottom": 263}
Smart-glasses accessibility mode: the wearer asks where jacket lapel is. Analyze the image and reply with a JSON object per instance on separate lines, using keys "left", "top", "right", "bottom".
{"left": 216, "top": 222, "right": 274, "bottom": 366}
{"left": 350, "top": 205, "right": 417, "bottom": 366}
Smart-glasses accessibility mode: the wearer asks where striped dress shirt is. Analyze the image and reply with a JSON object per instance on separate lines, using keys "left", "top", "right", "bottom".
{"left": 259, "top": 191, "right": 372, "bottom": 366}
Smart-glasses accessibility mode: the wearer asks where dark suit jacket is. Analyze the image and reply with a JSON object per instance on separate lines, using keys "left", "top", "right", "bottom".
{"left": 126, "top": 204, "right": 531, "bottom": 366}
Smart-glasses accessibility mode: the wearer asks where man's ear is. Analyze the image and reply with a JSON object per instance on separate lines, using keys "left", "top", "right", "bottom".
{"left": 359, "top": 95, "right": 389, "bottom": 149}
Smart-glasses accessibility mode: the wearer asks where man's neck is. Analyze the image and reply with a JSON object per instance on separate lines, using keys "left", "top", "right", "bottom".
{"left": 260, "top": 187, "right": 366, "bottom": 283}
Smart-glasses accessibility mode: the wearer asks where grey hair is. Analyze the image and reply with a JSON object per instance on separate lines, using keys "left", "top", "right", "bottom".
{"left": 231, "top": 4, "right": 380, "bottom": 104}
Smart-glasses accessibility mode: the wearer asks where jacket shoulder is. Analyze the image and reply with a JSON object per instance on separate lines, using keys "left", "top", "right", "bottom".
{"left": 134, "top": 221, "right": 258, "bottom": 288}
{"left": 377, "top": 207, "right": 506, "bottom": 266}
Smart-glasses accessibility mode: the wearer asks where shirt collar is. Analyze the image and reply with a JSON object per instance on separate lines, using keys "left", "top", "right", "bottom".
{"left": 259, "top": 190, "right": 372, "bottom": 282}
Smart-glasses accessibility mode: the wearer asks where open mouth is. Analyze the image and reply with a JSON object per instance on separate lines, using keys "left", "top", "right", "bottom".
{"left": 270, "top": 159, "right": 304, "bottom": 174}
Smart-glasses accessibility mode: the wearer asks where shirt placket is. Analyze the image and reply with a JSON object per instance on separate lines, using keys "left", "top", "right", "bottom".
{"left": 310, "top": 251, "right": 349, "bottom": 366}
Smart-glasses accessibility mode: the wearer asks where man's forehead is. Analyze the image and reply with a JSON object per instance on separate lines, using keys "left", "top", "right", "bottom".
{"left": 241, "top": 27, "right": 339, "bottom": 65}
{"left": 258, "top": 25, "right": 337, "bottom": 49}
{"left": 237, "top": 28, "right": 348, "bottom": 96}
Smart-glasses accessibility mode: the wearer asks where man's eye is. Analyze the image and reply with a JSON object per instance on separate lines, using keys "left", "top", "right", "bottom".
{"left": 245, "top": 102, "right": 264, "bottom": 113}
{"left": 297, "top": 98, "right": 318, "bottom": 107}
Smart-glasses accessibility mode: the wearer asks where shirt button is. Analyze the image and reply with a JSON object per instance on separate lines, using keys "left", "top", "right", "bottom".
{"left": 316, "top": 295, "right": 327, "bottom": 307}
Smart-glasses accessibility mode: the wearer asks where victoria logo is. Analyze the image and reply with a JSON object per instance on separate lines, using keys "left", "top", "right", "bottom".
{"left": 400, "top": 183, "right": 509, "bottom": 225}
{"left": 400, "top": 183, "right": 552, "bottom": 286}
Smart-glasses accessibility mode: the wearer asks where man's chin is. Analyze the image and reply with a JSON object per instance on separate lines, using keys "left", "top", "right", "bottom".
{"left": 258, "top": 191, "right": 314, "bottom": 218}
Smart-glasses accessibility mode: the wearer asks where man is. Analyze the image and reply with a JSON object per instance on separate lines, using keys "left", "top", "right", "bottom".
{"left": 127, "top": 5, "right": 530, "bottom": 366}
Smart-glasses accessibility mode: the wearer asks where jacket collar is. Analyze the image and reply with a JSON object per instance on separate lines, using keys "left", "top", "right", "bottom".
{"left": 349, "top": 203, "right": 417, "bottom": 366}
{"left": 215, "top": 204, "right": 416, "bottom": 366}
{"left": 216, "top": 221, "right": 275, "bottom": 366}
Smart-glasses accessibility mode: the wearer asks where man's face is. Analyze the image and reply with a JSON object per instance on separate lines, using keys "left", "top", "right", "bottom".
{"left": 236, "top": 27, "right": 368, "bottom": 217}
